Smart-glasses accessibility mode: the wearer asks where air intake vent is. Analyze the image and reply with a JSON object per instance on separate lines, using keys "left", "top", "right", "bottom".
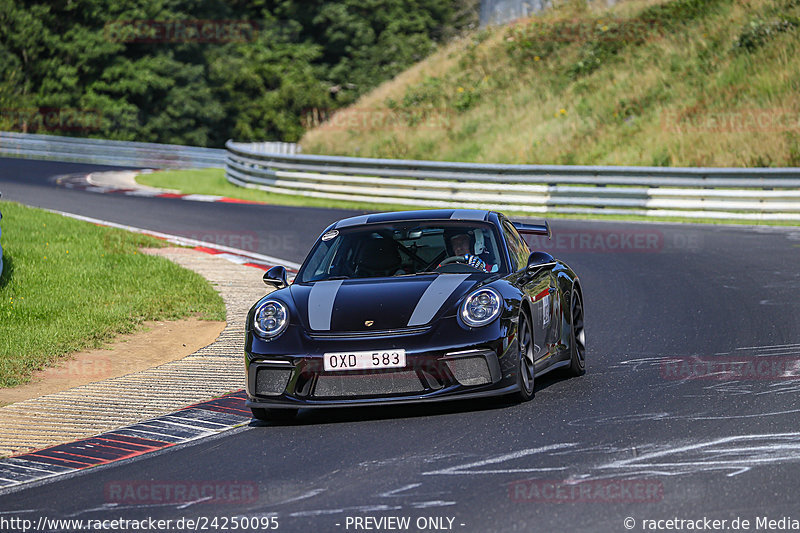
{"left": 445, "top": 356, "right": 492, "bottom": 386}
{"left": 255, "top": 367, "right": 292, "bottom": 396}
{"left": 314, "top": 371, "right": 423, "bottom": 398}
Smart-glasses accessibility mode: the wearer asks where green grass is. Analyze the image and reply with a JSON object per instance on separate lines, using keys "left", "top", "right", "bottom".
{"left": 0, "top": 201, "right": 225, "bottom": 388}
{"left": 139, "top": 168, "right": 799, "bottom": 227}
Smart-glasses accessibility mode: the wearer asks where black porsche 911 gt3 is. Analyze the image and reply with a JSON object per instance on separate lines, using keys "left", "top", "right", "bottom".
{"left": 245, "top": 209, "right": 585, "bottom": 421}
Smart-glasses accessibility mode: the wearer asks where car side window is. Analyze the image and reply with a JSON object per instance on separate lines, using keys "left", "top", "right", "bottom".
{"left": 502, "top": 221, "right": 530, "bottom": 271}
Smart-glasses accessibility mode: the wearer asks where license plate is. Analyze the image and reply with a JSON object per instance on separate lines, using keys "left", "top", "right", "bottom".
{"left": 323, "top": 349, "right": 406, "bottom": 372}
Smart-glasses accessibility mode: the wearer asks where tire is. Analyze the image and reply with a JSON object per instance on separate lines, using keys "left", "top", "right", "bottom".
{"left": 515, "top": 310, "right": 535, "bottom": 402}
{"left": 566, "top": 287, "right": 586, "bottom": 376}
{"left": 250, "top": 407, "right": 298, "bottom": 422}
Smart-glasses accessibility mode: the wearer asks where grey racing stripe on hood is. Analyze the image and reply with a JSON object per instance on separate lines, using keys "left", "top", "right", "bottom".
{"left": 308, "top": 279, "right": 344, "bottom": 331}
{"left": 408, "top": 274, "right": 470, "bottom": 327}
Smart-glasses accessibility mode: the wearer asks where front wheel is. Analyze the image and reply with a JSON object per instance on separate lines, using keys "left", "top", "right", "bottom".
{"left": 566, "top": 287, "right": 586, "bottom": 376}
{"left": 251, "top": 407, "right": 298, "bottom": 422}
{"left": 515, "top": 311, "right": 535, "bottom": 402}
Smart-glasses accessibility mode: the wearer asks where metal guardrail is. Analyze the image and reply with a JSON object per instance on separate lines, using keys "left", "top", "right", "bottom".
{"left": 226, "top": 140, "right": 800, "bottom": 221}
{"left": 480, "top": 0, "right": 550, "bottom": 26}
{"left": 241, "top": 142, "right": 302, "bottom": 156}
{"left": 0, "top": 131, "right": 228, "bottom": 169}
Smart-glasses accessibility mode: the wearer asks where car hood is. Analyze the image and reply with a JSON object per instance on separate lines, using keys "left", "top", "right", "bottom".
{"left": 288, "top": 274, "right": 483, "bottom": 332}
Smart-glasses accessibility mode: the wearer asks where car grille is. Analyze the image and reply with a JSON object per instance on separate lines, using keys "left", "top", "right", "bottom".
{"left": 313, "top": 371, "right": 424, "bottom": 398}
{"left": 444, "top": 355, "right": 493, "bottom": 386}
{"left": 255, "top": 367, "right": 292, "bottom": 396}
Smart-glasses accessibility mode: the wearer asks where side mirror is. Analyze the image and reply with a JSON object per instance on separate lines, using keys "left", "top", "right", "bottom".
{"left": 263, "top": 265, "right": 288, "bottom": 289}
{"left": 526, "top": 251, "right": 556, "bottom": 272}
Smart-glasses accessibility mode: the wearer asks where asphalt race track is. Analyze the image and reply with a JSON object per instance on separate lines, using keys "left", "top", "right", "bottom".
{"left": 2, "top": 157, "right": 800, "bottom": 532}
{"left": 0, "top": 158, "right": 357, "bottom": 262}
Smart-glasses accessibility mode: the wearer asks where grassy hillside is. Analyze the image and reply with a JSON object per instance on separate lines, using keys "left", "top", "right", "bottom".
{"left": 301, "top": 0, "right": 800, "bottom": 167}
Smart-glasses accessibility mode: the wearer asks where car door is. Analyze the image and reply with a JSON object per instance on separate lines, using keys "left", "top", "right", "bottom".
{"left": 501, "top": 219, "right": 556, "bottom": 369}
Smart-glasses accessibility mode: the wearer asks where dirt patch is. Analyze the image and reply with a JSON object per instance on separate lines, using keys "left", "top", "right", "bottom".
{"left": 0, "top": 317, "right": 225, "bottom": 407}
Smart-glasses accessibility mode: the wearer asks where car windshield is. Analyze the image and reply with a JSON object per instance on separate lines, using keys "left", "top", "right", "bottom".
{"left": 298, "top": 221, "right": 508, "bottom": 282}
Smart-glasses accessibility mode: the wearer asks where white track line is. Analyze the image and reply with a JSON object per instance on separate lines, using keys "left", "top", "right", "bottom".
{"left": 45, "top": 208, "right": 302, "bottom": 270}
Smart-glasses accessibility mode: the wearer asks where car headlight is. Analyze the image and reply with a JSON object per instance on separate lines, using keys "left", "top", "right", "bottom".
{"left": 460, "top": 288, "right": 502, "bottom": 327}
{"left": 253, "top": 300, "right": 289, "bottom": 338}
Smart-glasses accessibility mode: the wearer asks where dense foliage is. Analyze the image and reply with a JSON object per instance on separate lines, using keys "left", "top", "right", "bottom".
{"left": 0, "top": 0, "right": 478, "bottom": 146}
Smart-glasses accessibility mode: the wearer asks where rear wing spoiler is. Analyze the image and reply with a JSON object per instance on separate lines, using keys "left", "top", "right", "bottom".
{"left": 512, "top": 220, "right": 551, "bottom": 240}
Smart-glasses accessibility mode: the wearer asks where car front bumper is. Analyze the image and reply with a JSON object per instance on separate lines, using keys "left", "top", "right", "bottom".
{"left": 245, "top": 319, "right": 521, "bottom": 409}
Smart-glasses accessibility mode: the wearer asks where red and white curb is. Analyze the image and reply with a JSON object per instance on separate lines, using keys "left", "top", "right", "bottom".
{"left": 56, "top": 172, "right": 272, "bottom": 207}
{"left": 0, "top": 392, "right": 251, "bottom": 491}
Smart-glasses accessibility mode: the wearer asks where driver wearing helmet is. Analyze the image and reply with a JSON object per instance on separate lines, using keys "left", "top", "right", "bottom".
{"left": 446, "top": 232, "right": 495, "bottom": 272}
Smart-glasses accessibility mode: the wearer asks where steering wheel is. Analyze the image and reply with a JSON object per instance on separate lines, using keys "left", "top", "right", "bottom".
{"left": 435, "top": 255, "right": 483, "bottom": 272}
